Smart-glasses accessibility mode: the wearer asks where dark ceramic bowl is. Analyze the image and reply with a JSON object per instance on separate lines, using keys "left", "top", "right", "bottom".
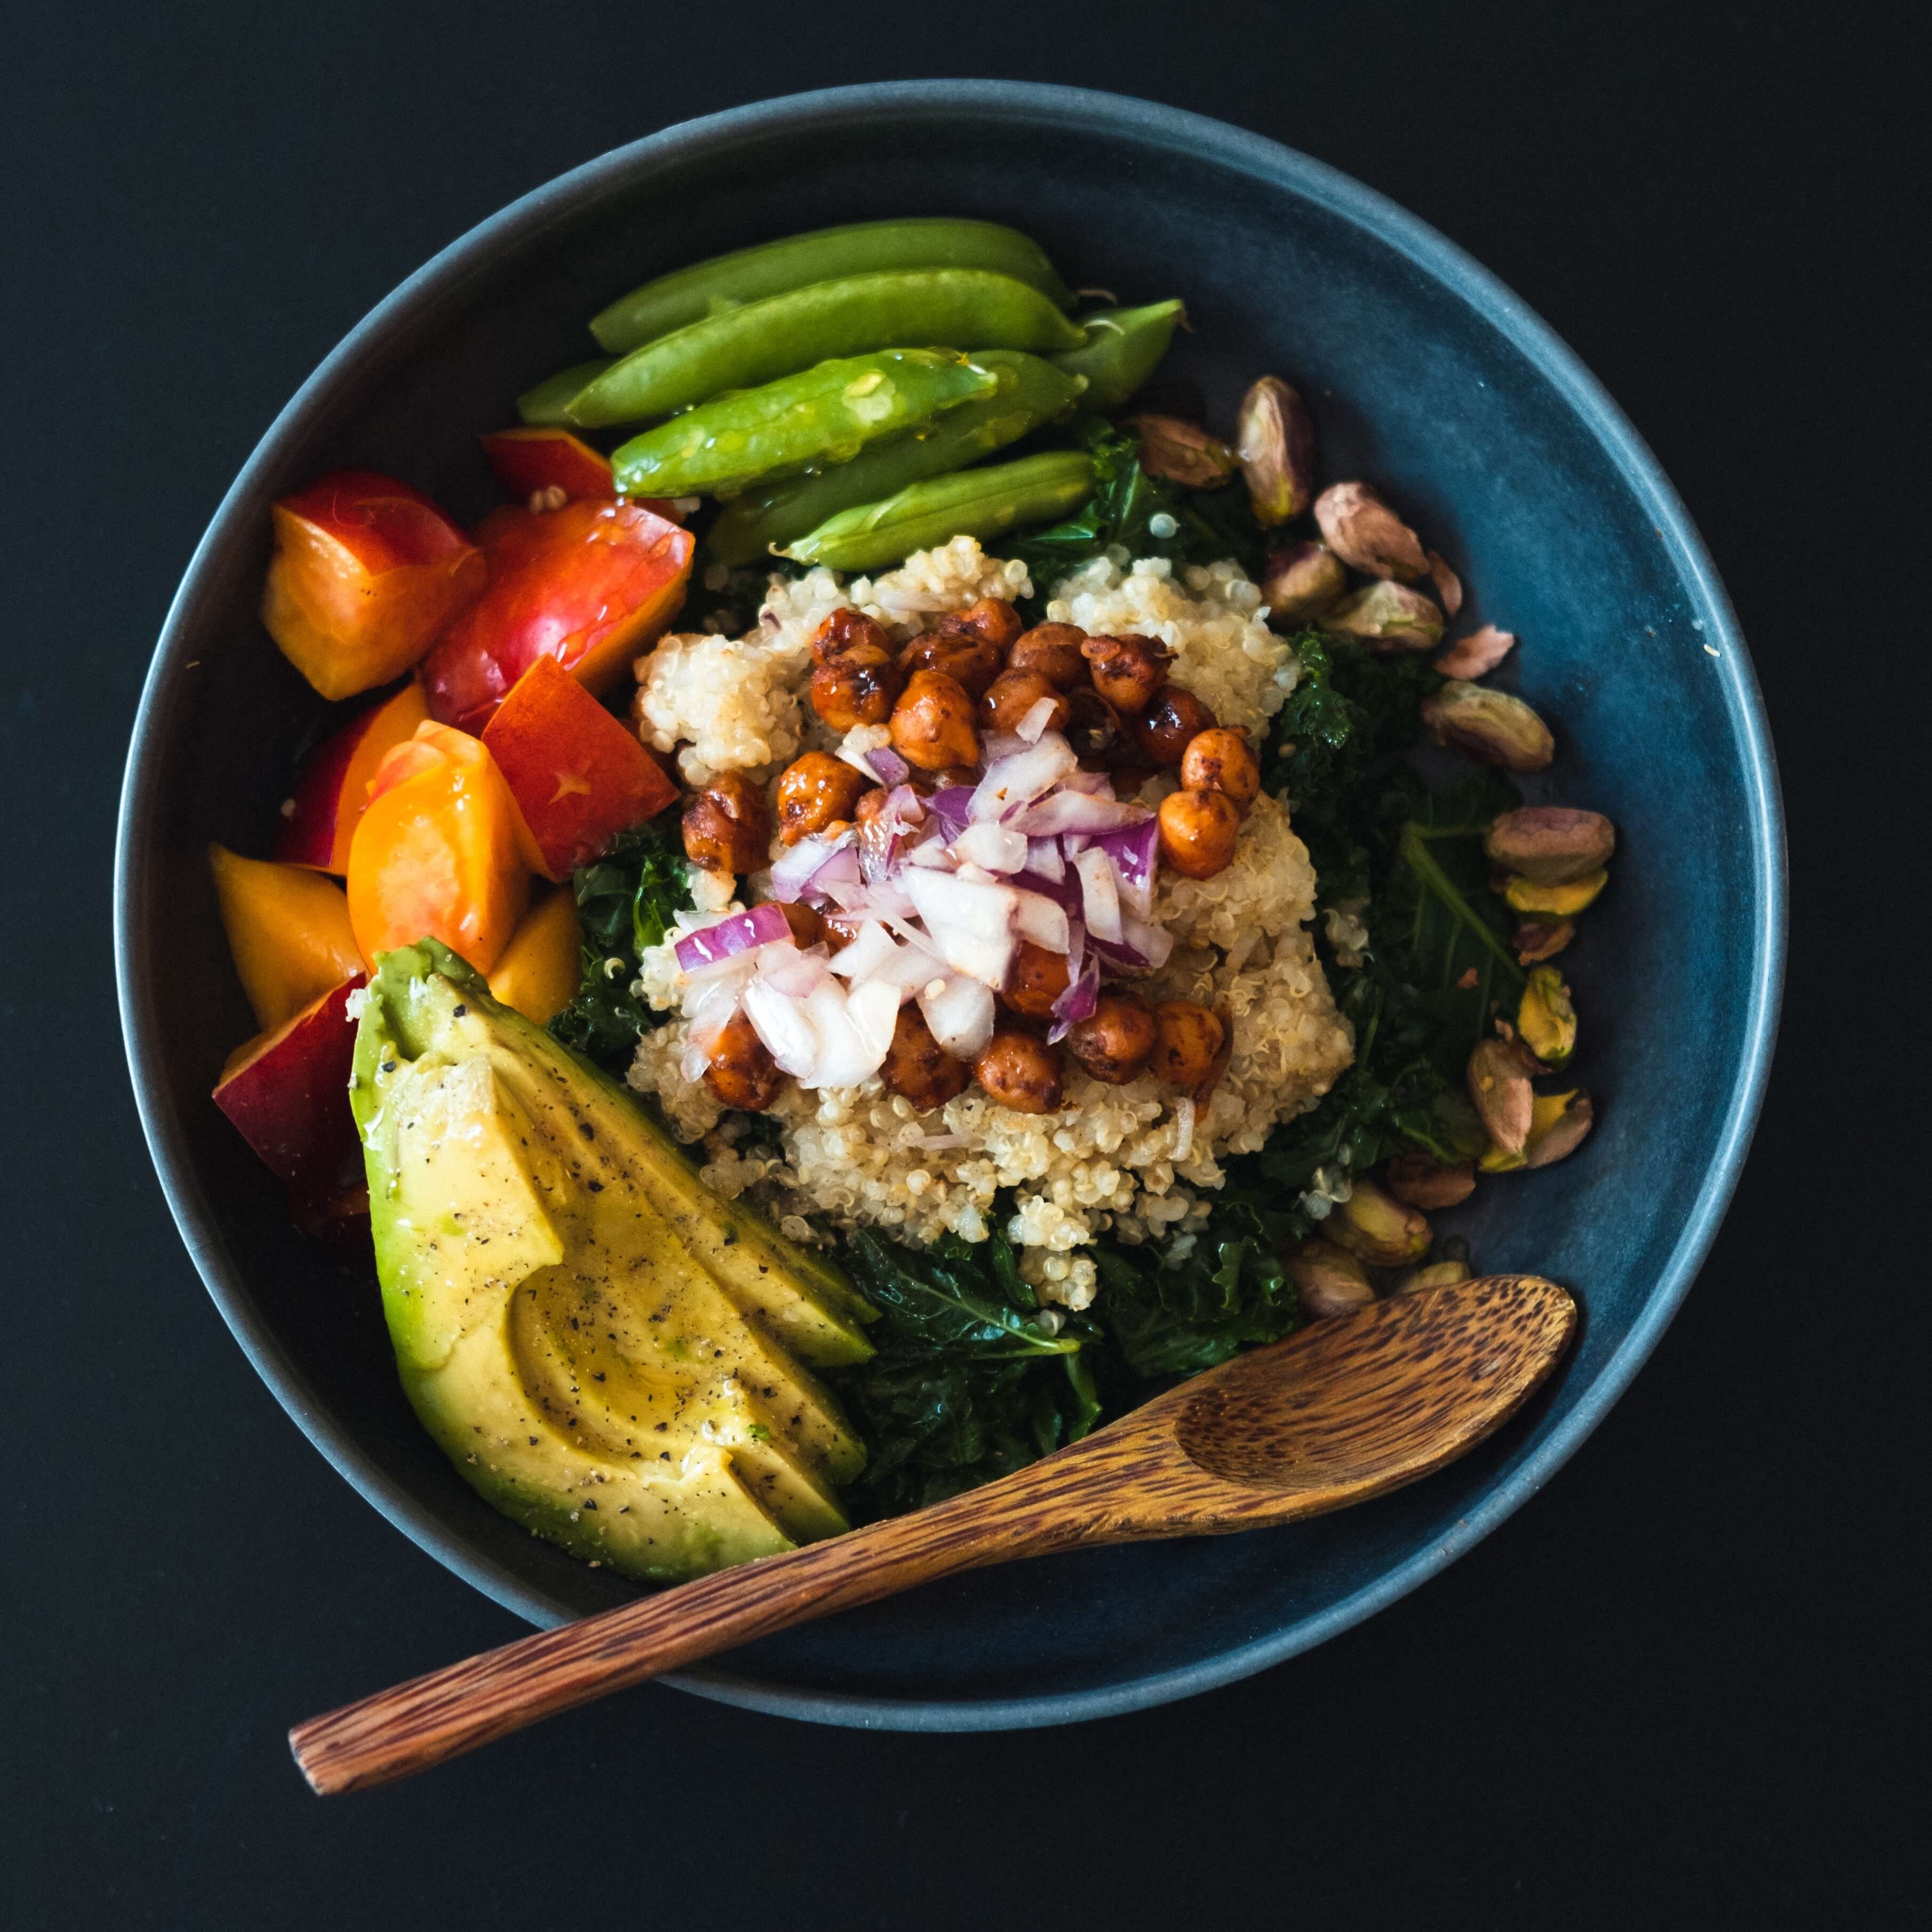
{"left": 115, "top": 82, "right": 1783, "bottom": 1729}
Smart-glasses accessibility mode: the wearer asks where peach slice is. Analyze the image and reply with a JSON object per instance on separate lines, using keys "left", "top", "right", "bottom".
{"left": 212, "top": 974, "right": 365, "bottom": 1192}
{"left": 486, "top": 885, "right": 583, "bottom": 1025}
{"left": 275, "top": 679, "right": 430, "bottom": 873}
{"left": 210, "top": 844, "right": 367, "bottom": 1032}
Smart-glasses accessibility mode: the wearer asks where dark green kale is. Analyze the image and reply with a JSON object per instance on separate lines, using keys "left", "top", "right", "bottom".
{"left": 546, "top": 816, "right": 692, "bottom": 1072}
{"left": 828, "top": 1227, "right": 1102, "bottom": 1522}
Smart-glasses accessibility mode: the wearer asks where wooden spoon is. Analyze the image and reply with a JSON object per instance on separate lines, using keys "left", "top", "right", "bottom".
{"left": 291, "top": 1273, "right": 1573, "bottom": 1793}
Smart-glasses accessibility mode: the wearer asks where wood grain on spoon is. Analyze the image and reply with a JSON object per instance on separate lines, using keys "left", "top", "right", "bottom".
{"left": 291, "top": 1273, "right": 1574, "bottom": 1794}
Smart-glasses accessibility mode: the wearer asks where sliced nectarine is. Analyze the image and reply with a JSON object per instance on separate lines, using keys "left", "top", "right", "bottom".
{"left": 262, "top": 470, "right": 487, "bottom": 701}
{"left": 213, "top": 974, "right": 365, "bottom": 1191}
{"left": 486, "top": 885, "right": 583, "bottom": 1025}
{"left": 420, "top": 499, "right": 693, "bottom": 733}
{"left": 347, "top": 723, "right": 530, "bottom": 972}
{"left": 275, "top": 679, "right": 430, "bottom": 873}
{"left": 479, "top": 428, "right": 615, "bottom": 502}
{"left": 210, "top": 844, "right": 367, "bottom": 1032}
{"left": 481, "top": 654, "right": 679, "bottom": 879}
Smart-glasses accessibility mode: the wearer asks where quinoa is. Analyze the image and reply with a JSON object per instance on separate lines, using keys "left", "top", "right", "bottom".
{"left": 625, "top": 538, "right": 1353, "bottom": 1308}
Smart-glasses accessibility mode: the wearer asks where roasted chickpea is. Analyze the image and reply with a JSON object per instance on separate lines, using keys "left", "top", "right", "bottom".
{"left": 1149, "top": 1001, "right": 1225, "bottom": 1088}
{"left": 1130, "top": 684, "right": 1218, "bottom": 766}
{"left": 1008, "top": 622, "right": 1089, "bottom": 691}
{"left": 810, "top": 643, "right": 902, "bottom": 731}
{"left": 881, "top": 1004, "right": 971, "bottom": 1111}
{"left": 930, "top": 764, "right": 982, "bottom": 789}
{"left": 1179, "top": 727, "right": 1261, "bottom": 812}
{"left": 1000, "top": 940, "right": 1071, "bottom": 1019}
{"left": 702, "top": 1009, "right": 783, "bottom": 1111}
{"left": 682, "top": 771, "right": 770, "bottom": 874}
{"left": 946, "top": 596, "right": 1025, "bottom": 652}
{"left": 889, "top": 668, "right": 980, "bottom": 771}
{"left": 978, "top": 667, "right": 1071, "bottom": 737}
{"left": 810, "top": 606, "right": 890, "bottom": 665}
{"left": 775, "top": 901, "right": 825, "bottom": 947}
{"left": 898, "top": 628, "right": 1003, "bottom": 699}
{"left": 775, "top": 752, "right": 866, "bottom": 845}
{"left": 821, "top": 911, "right": 860, "bottom": 953}
{"left": 1108, "top": 763, "right": 1157, "bottom": 797}
{"left": 975, "top": 1028, "right": 1065, "bottom": 1114}
{"left": 1066, "top": 992, "right": 1157, "bottom": 1084}
{"left": 1082, "top": 633, "right": 1172, "bottom": 715}
{"left": 1157, "top": 787, "right": 1242, "bottom": 880}
{"left": 1063, "top": 686, "right": 1123, "bottom": 764}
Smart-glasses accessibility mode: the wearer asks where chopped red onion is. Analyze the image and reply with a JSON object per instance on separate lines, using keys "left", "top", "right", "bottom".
{"left": 1093, "top": 817, "right": 1161, "bottom": 915}
{"left": 924, "top": 786, "right": 976, "bottom": 839}
{"left": 769, "top": 828, "right": 858, "bottom": 904}
{"left": 970, "top": 733, "right": 1077, "bottom": 823}
{"left": 825, "top": 919, "right": 900, "bottom": 983}
{"left": 740, "top": 977, "right": 820, "bottom": 1077}
{"left": 1047, "top": 954, "right": 1100, "bottom": 1042}
{"left": 951, "top": 820, "right": 1027, "bottom": 874}
{"left": 1059, "top": 769, "right": 1117, "bottom": 797}
{"left": 672, "top": 901, "right": 794, "bottom": 971}
{"left": 1026, "top": 836, "right": 1065, "bottom": 883}
{"left": 1073, "top": 847, "right": 1123, "bottom": 944}
{"left": 917, "top": 975, "right": 996, "bottom": 1058}
{"left": 1012, "top": 889, "right": 1071, "bottom": 953}
{"left": 1089, "top": 909, "right": 1176, "bottom": 971}
{"left": 757, "top": 942, "right": 831, "bottom": 999}
{"left": 1010, "top": 790, "right": 1149, "bottom": 837}
{"left": 1015, "top": 696, "right": 1060, "bottom": 744}
{"left": 903, "top": 868, "right": 1019, "bottom": 988}
{"left": 865, "top": 746, "right": 912, "bottom": 786}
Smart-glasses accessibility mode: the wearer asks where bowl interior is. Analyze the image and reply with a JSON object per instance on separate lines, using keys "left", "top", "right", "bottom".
{"left": 118, "top": 85, "right": 1779, "bottom": 1727}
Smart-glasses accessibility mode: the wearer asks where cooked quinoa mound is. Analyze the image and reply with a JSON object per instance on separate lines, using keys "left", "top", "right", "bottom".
{"left": 625, "top": 537, "right": 1354, "bottom": 1310}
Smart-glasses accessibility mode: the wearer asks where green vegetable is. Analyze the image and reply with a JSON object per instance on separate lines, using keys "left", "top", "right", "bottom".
{"left": 705, "top": 350, "right": 1086, "bottom": 565}
{"left": 779, "top": 449, "right": 1093, "bottom": 572}
{"left": 589, "top": 218, "right": 1074, "bottom": 354}
{"left": 515, "top": 357, "right": 615, "bottom": 426}
{"left": 829, "top": 1228, "right": 1100, "bottom": 1521}
{"left": 610, "top": 349, "right": 1000, "bottom": 499}
{"left": 569, "top": 270, "right": 1086, "bottom": 429}
{"left": 1050, "top": 299, "right": 1185, "bottom": 412}
{"left": 547, "top": 818, "right": 692, "bottom": 1072}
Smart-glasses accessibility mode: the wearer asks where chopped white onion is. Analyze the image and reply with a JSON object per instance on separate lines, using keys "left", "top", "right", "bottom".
{"left": 903, "top": 868, "right": 1019, "bottom": 989}
{"left": 1026, "top": 836, "right": 1065, "bottom": 883}
{"left": 1015, "top": 696, "right": 1060, "bottom": 743}
{"left": 757, "top": 941, "right": 831, "bottom": 999}
{"left": 740, "top": 977, "right": 820, "bottom": 1077}
{"left": 1012, "top": 889, "right": 1071, "bottom": 953}
{"left": 952, "top": 820, "right": 1028, "bottom": 874}
{"left": 917, "top": 975, "right": 996, "bottom": 1058}
{"left": 825, "top": 920, "right": 900, "bottom": 983}
{"left": 1074, "top": 848, "right": 1123, "bottom": 944}
{"left": 969, "top": 732, "right": 1077, "bottom": 823}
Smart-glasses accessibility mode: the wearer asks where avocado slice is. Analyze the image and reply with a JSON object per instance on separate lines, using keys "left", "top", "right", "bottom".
{"left": 353, "top": 941, "right": 869, "bottom": 1583}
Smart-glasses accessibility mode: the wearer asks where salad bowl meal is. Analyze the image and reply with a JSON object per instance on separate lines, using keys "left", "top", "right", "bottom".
{"left": 116, "top": 84, "right": 1783, "bottom": 1729}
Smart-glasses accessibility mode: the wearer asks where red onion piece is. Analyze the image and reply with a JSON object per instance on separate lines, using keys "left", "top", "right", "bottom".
{"left": 1073, "top": 847, "right": 1123, "bottom": 944}
{"left": 672, "top": 900, "right": 794, "bottom": 971}
{"left": 951, "top": 820, "right": 1027, "bottom": 874}
{"left": 1010, "top": 791, "right": 1149, "bottom": 837}
{"left": 1026, "top": 836, "right": 1065, "bottom": 883}
{"left": 903, "top": 868, "right": 1019, "bottom": 989}
{"left": 1012, "top": 888, "right": 1071, "bottom": 953}
{"left": 1093, "top": 817, "right": 1161, "bottom": 915}
{"left": 769, "top": 828, "right": 857, "bottom": 903}
{"left": 970, "top": 733, "right": 1077, "bottom": 823}
{"left": 924, "top": 786, "right": 975, "bottom": 840}
{"left": 1015, "top": 696, "right": 1060, "bottom": 744}
{"left": 1047, "top": 954, "right": 1100, "bottom": 1042}
{"left": 917, "top": 975, "right": 996, "bottom": 1058}
{"left": 865, "top": 746, "right": 912, "bottom": 786}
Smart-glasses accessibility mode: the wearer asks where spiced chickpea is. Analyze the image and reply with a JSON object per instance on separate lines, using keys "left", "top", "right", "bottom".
{"left": 810, "top": 606, "right": 890, "bottom": 664}
{"left": 775, "top": 752, "right": 866, "bottom": 845}
{"left": 1063, "top": 686, "right": 1123, "bottom": 764}
{"left": 809, "top": 643, "right": 902, "bottom": 730}
{"left": 1082, "top": 633, "right": 1172, "bottom": 714}
{"left": 682, "top": 771, "right": 769, "bottom": 874}
{"left": 1066, "top": 992, "right": 1157, "bottom": 1084}
{"left": 1131, "top": 685, "right": 1218, "bottom": 766}
{"left": 1157, "top": 787, "right": 1242, "bottom": 879}
{"left": 881, "top": 1004, "right": 971, "bottom": 1111}
{"left": 702, "top": 1009, "right": 783, "bottom": 1111}
{"left": 930, "top": 764, "right": 981, "bottom": 789}
{"left": 1000, "top": 940, "right": 1071, "bottom": 1019}
{"left": 946, "top": 596, "right": 1025, "bottom": 652}
{"left": 1179, "top": 727, "right": 1260, "bottom": 812}
{"left": 897, "top": 628, "right": 1003, "bottom": 700}
{"left": 821, "top": 911, "right": 859, "bottom": 953}
{"left": 1149, "top": 1001, "right": 1225, "bottom": 1087}
{"left": 775, "top": 901, "right": 825, "bottom": 947}
{"left": 978, "top": 667, "right": 1071, "bottom": 736}
{"left": 889, "top": 668, "right": 980, "bottom": 771}
{"left": 975, "top": 1028, "right": 1065, "bottom": 1114}
{"left": 1008, "top": 622, "right": 1089, "bottom": 691}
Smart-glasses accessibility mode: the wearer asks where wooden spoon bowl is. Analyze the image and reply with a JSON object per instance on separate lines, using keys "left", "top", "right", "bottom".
{"left": 292, "top": 1273, "right": 1574, "bottom": 1793}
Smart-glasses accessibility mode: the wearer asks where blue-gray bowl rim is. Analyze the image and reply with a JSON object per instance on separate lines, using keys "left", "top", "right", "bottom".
{"left": 114, "top": 79, "right": 1786, "bottom": 1733}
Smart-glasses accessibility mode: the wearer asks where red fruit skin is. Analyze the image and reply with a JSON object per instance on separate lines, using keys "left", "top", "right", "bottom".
{"left": 212, "top": 975, "right": 365, "bottom": 1192}
{"left": 274, "top": 681, "right": 430, "bottom": 873}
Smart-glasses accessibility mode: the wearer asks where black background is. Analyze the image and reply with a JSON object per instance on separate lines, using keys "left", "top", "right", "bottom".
{"left": 2, "top": 3, "right": 1922, "bottom": 1926}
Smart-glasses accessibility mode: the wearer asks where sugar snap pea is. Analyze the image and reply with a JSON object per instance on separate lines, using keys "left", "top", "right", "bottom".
{"left": 1050, "top": 300, "right": 1185, "bottom": 414}
{"left": 779, "top": 450, "right": 1095, "bottom": 573}
{"left": 589, "top": 218, "right": 1073, "bottom": 354}
{"left": 515, "top": 357, "right": 616, "bottom": 426}
{"left": 610, "top": 350, "right": 1000, "bottom": 499}
{"left": 570, "top": 270, "right": 1087, "bottom": 429}
{"left": 705, "top": 351, "right": 1086, "bottom": 566}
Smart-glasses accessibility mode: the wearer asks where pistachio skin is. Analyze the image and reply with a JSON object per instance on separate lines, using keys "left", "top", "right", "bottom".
{"left": 1467, "top": 1034, "right": 1535, "bottom": 1156}
{"left": 1385, "top": 1153, "right": 1477, "bottom": 1210}
{"left": 1393, "top": 1258, "right": 1473, "bottom": 1296}
{"left": 1325, "top": 580, "right": 1445, "bottom": 651}
{"left": 1326, "top": 1176, "right": 1432, "bottom": 1267}
{"left": 1313, "top": 481, "right": 1429, "bottom": 581}
{"left": 1259, "top": 541, "right": 1347, "bottom": 624}
{"left": 1235, "top": 376, "right": 1315, "bottom": 526}
{"left": 1422, "top": 681, "right": 1555, "bottom": 771}
{"left": 1513, "top": 918, "right": 1577, "bottom": 963}
{"left": 1482, "top": 1090, "right": 1594, "bottom": 1171}
{"left": 1484, "top": 807, "right": 1616, "bottom": 884}
{"left": 1121, "top": 413, "right": 1238, "bottom": 488}
{"left": 1286, "top": 1239, "right": 1376, "bottom": 1319}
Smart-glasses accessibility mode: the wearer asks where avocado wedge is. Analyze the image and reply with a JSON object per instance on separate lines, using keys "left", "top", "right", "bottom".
{"left": 352, "top": 941, "right": 872, "bottom": 1582}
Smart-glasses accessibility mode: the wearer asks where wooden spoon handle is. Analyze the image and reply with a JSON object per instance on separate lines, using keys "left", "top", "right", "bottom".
{"left": 290, "top": 1478, "right": 1055, "bottom": 1794}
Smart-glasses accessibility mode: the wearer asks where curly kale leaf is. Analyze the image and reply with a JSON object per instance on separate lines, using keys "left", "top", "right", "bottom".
{"left": 546, "top": 817, "right": 692, "bottom": 1072}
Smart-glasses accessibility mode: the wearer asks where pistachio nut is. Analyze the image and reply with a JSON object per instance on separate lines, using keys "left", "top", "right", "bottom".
{"left": 1484, "top": 806, "right": 1616, "bottom": 884}
{"left": 1393, "top": 1257, "right": 1473, "bottom": 1296}
{"left": 1426, "top": 550, "right": 1463, "bottom": 617}
{"left": 1325, "top": 579, "right": 1445, "bottom": 651}
{"left": 1325, "top": 1175, "right": 1432, "bottom": 1267}
{"left": 1420, "top": 680, "right": 1555, "bottom": 771}
{"left": 1516, "top": 965, "right": 1577, "bottom": 1067}
{"left": 1313, "top": 481, "right": 1429, "bottom": 580}
{"left": 1481, "top": 1089, "right": 1594, "bottom": 1171}
{"left": 1260, "top": 541, "right": 1348, "bottom": 624}
{"left": 1504, "top": 868, "right": 1607, "bottom": 916}
{"left": 1285, "top": 1238, "right": 1376, "bottom": 1319}
{"left": 1235, "top": 376, "right": 1315, "bottom": 526}
{"left": 1433, "top": 623, "right": 1516, "bottom": 679}
{"left": 1513, "top": 917, "right": 1576, "bottom": 963}
{"left": 1385, "top": 1151, "right": 1478, "bottom": 1209}
{"left": 1121, "top": 413, "right": 1237, "bottom": 489}
{"left": 1467, "top": 1034, "right": 1536, "bottom": 1156}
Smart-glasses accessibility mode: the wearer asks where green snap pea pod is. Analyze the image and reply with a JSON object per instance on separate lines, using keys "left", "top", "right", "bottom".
{"left": 779, "top": 450, "right": 1095, "bottom": 573}
{"left": 705, "top": 351, "right": 1087, "bottom": 566}
{"left": 515, "top": 357, "right": 615, "bottom": 426}
{"left": 1050, "top": 300, "right": 1185, "bottom": 414}
{"left": 590, "top": 218, "right": 1073, "bottom": 354}
{"left": 570, "top": 270, "right": 1087, "bottom": 429}
{"left": 611, "top": 350, "right": 1001, "bottom": 499}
